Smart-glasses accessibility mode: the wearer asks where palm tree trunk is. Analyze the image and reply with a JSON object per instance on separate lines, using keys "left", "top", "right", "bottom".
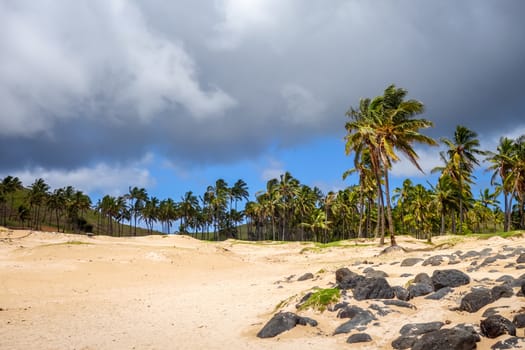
{"left": 383, "top": 168, "right": 396, "bottom": 246}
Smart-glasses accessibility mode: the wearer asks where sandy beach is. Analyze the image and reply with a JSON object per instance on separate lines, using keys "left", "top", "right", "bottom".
{"left": 1, "top": 228, "right": 524, "bottom": 349}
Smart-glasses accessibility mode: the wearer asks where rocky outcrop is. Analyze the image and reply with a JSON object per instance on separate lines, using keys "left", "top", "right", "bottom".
{"left": 431, "top": 269, "right": 470, "bottom": 289}
{"left": 257, "top": 312, "right": 317, "bottom": 338}
{"left": 480, "top": 315, "right": 516, "bottom": 338}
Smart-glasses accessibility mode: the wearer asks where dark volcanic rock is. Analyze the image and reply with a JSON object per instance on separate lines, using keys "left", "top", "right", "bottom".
{"left": 335, "top": 268, "right": 364, "bottom": 289}
{"left": 391, "top": 335, "right": 416, "bottom": 349}
{"left": 393, "top": 286, "right": 410, "bottom": 301}
{"left": 459, "top": 289, "right": 493, "bottom": 313}
{"left": 482, "top": 306, "right": 509, "bottom": 318}
{"left": 462, "top": 250, "right": 481, "bottom": 259}
{"left": 363, "top": 267, "right": 388, "bottom": 278}
{"left": 518, "top": 253, "right": 525, "bottom": 264}
{"left": 382, "top": 299, "right": 416, "bottom": 309}
{"left": 257, "top": 312, "right": 317, "bottom": 338}
{"left": 408, "top": 282, "right": 434, "bottom": 298}
{"left": 369, "top": 303, "right": 392, "bottom": 316}
{"left": 425, "top": 287, "right": 453, "bottom": 300}
{"left": 423, "top": 255, "right": 444, "bottom": 266}
{"left": 414, "top": 272, "right": 433, "bottom": 285}
{"left": 334, "top": 306, "right": 376, "bottom": 334}
{"left": 491, "top": 337, "right": 525, "bottom": 349}
{"left": 432, "top": 269, "right": 471, "bottom": 290}
{"left": 346, "top": 333, "right": 372, "bottom": 344}
{"left": 481, "top": 315, "right": 516, "bottom": 338}
{"left": 399, "top": 321, "right": 444, "bottom": 336}
{"left": 411, "top": 328, "right": 478, "bottom": 350}
{"left": 297, "top": 272, "right": 314, "bottom": 281}
{"left": 400, "top": 258, "right": 423, "bottom": 267}
{"left": 352, "top": 277, "right": 395, "bottom": 300}
{"left": 514, "top": 313, "right": 525, "bottom": 328}
{"left": 491, "top": 284, "right": 513, "bottom": 300}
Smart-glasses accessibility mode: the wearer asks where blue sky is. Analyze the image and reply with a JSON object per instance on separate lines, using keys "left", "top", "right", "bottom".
{"left": 1, "top": 1, "right": 524, "bottom": 207}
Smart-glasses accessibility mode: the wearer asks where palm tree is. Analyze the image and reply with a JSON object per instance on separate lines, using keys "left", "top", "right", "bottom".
{"left": 47, "top": 188, "right": 66, "bottom": 232}
{"left": 345, "top": 84, "right": 435, "bottom": 246}
{"left": 27, "top": 178, "right": 50, "bottom": 230}
{"left": 440, "top": 125, "right": 486, "bottom": 233}
{"left": 159, "top": 198, "right": 178, "bottom": 234}
{"left": 486, "top": 137, "right": 515, "bottom": 231}
{"left": 142, "top": 196, "right": 159, "bottom": 234}
{"left": 505, "top": 136, "right": 525, "bottom": 229}
{"left": 128, "top": 187, "right": 148, "bottom": 236}
{"left": 1, "top": 176, "right": 23, "bottom": 225}
{"left": 180, "top": 191, "right": 198, "bottom": 234}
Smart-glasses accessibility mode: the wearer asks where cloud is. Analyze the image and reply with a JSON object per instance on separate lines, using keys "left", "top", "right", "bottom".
{"left": 0, "top": 0, "right": 235, "bottom": 137}
{"left": 390, "top": 146, "right": 443, "bottom": 178}
{"left": 260, "top": 158, "right": 284, "bottom": 182}
{"left": 281, "top": 84, "right": 325, "bottom": 124}
{"left": 4, "top": 154, "right": 155, "bottom": 196}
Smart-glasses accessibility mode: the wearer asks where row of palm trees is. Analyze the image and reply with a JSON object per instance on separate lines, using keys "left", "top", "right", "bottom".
{"left": 1, "top": 85, "right": 524, "bottom": 243}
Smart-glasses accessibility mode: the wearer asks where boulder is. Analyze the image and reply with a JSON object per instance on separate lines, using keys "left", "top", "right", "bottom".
{"left": 257, "top": 312, "right": 317, "bottom": 338}
{"left": 393, "top": 286, "right": 410, "bottom": 301}
{"left": 513, "top": 313, "right": 525, "bottom": 328}
{"left": 425, "top": 287, "right": 453, "bottom": 300}
{"left": 423, "top": 255, "right": 444, "bottom": 266}
{"left": 459, "top": 289, "right": 493, "bottom": 313}
{"left": 399, "top": 322, "right": 444, "bottom": 336}
{"left": 382, "top": 300, "right": 416, "bottom": 309}
{"left": 431, "top": 269, "right": 471, "bottom": 290}
{"left": 335, "top": 268, "right": 364, "bottom": 289}
{"left": 346, "top": 333, "right": 372, "bottom": 344}
{"left": 408, "top": 282, "right": 434, "bottom": 298}
{"left": 297, "top": 272, "right": 314, "bottom": 281}
{"left": 333, "top": 306, "right": 376, "bottom": 335}
{"left": 411, "top": 328, "right": 478, "bottom": 350}
{"left": 352, "top": 277, "right": 395, "bottom": 300}
{"left": 491, "top": 285, "right": 513, "bottom": 300}
{"left": 480, "top": 315, "right": 516, "bottom": 338}
{"left": 363, "top": 267, "right": 388, "bottom": 278}
{"left": 414, "top": 272, "right": 433, "bottom": 285}
{"left": 517, "top": 253, "right": 525, "bottom": 264}
{"left": 491, "top": 337, "right": 525, "bottom": 349}
{"left": 400, "top": 258, "right": 423, "bottom": 267}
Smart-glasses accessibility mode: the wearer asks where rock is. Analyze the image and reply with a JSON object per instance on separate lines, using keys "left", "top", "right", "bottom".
{"left": 363, "top": 267, "right": 388, "bottom": 278}
{"left": 459, "top": 289, "right": 493, "bottom": 313}
{"left": 369, "top": 303, "right": 392, "bottom": 316}
{"left": 391, "top": 335, "right": 416, "bottom": 349}
{"left": 411, "top": 328, "right": 479, "bottom": 350}
{"left": 393, "top": 286, "right": 410, "bottom": 301}
{"left": 518, "top": 253, "right": 525, "bottom": 264}
{"left": 453, "top": 324, "right": 481, "bottom": 342}
{"left": 400, "top": 258, "right": 423, "bottom": 267}
{"left": 380, "top": 245, "right": 406, "bottom": 254}
{"left": 352, "top": 277, "right": 395, "bottom": 301}
{"left": 295, "top": 292, "right": 313, "bottom": 309}
{"left": 333, "top": 306, "right": 376, "bottom": 334}
{"left": 297, "top": 272, "right": 314, "bottom": 281}
{"left": 423, "top": 255, "right": 444, "bottom": 266}
{"left": 513, "top": 314, "right": 525, "bottom": 328}
{"left": 425, "top": 287, "right": 453, "bottom": 300}
{"left": 331, "top": 302, "right": 348, "bottom": 312}
{"left": 336, "top": 268, "right": 364, "bottom": 289}
{"left": 491, "top": 337, "right": 525, "bottom": 349}
{"left": 346, "top": 333, "right": 372, "bottom": 344}
{"left": 257, "top": 312, "right": 317, "bottom": 338}
{"left": 496, "top": 275, "right": 515, "bottom": 284}
{"left": 432, "top": 269, "right": 471, "bottom": 290}
{"left": 482, "top": 306, "right": 509, "bottom": 318}
{"left": 399, "top": 321, "right": 444, "bottom": 336}
{"left": 481, "top": 315, "right": 516, "bottom": 338}
{"left": 382, "top": 299, "right": 416, "bottom": 309}
{"left": 491, "top": 284, "right": 513, "bottom": 300}
{"left": 414, "top": 272, "right": 433, "bottom": 285}
{"left": 408, "top": 282, "right": 434, "bottom": 298}
{"left": 462, "top": 250, "right": 480, "bottom": 259}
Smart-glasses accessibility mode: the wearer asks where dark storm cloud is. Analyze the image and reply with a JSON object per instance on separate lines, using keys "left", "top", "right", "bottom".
{"left": 1, "top": 0, "right": 524, "bottom": 174}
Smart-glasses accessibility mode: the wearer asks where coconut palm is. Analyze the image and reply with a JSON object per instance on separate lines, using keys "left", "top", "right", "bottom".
{"left": 180, "top": 191, "right": 198, "bottom": 233}
{"left": 27, "top": 178, "right": 50, "bottom": 230}
{"left": 128, "top": 187, "right": 148, "bottom": 236}
{"left": 486, "top": 137, "right": 515, "bottom": 231}
{"left": 1, "top": 176, "right": 23, "bottom": 225}
{"left": 440, "top": 125, "right": 486, "bottom": 233}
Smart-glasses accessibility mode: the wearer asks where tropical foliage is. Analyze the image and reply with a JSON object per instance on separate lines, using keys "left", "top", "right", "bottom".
{"left": 1, "top": 85, "right": 524, "bottom": 242}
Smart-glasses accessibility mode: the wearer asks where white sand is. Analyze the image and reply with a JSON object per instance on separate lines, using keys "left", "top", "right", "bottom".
{"left": 1, "top": 227, "right": 524, "bottom": 349}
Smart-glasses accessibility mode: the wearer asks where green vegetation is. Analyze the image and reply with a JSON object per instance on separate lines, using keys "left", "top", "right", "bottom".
{"left": 297, "top": 288, "right": 340, "bottom": 312}
{"left": 0, "top": 85, "right": 524, "bottom": 242}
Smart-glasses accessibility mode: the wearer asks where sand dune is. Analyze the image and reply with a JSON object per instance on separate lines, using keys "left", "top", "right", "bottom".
{"left": 1, "top": 227, "right": 524, "bottom": 349}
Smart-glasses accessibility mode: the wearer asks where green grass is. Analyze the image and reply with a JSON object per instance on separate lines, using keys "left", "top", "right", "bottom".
{"left": 297, "top": 288, "right": 340, "bottom": 312}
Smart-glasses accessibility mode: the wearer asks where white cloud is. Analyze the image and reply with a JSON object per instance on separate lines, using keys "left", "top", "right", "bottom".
{"left": 281, "top": 84, "right": 325, "bottom": 125}
{"left": 209, "top": 0, "right": 290, "bottom": 49}
{"left": 0, "top": 1, "right": 236, "bottom": 137}
{"left": 6, "top": 155, "right": 155, "bottom": 196}
{"left": 260, "top": 158, "right": 284, "bottom": 182}
{"left": 390, "top": 146, "right": 443, "bottom": 178}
